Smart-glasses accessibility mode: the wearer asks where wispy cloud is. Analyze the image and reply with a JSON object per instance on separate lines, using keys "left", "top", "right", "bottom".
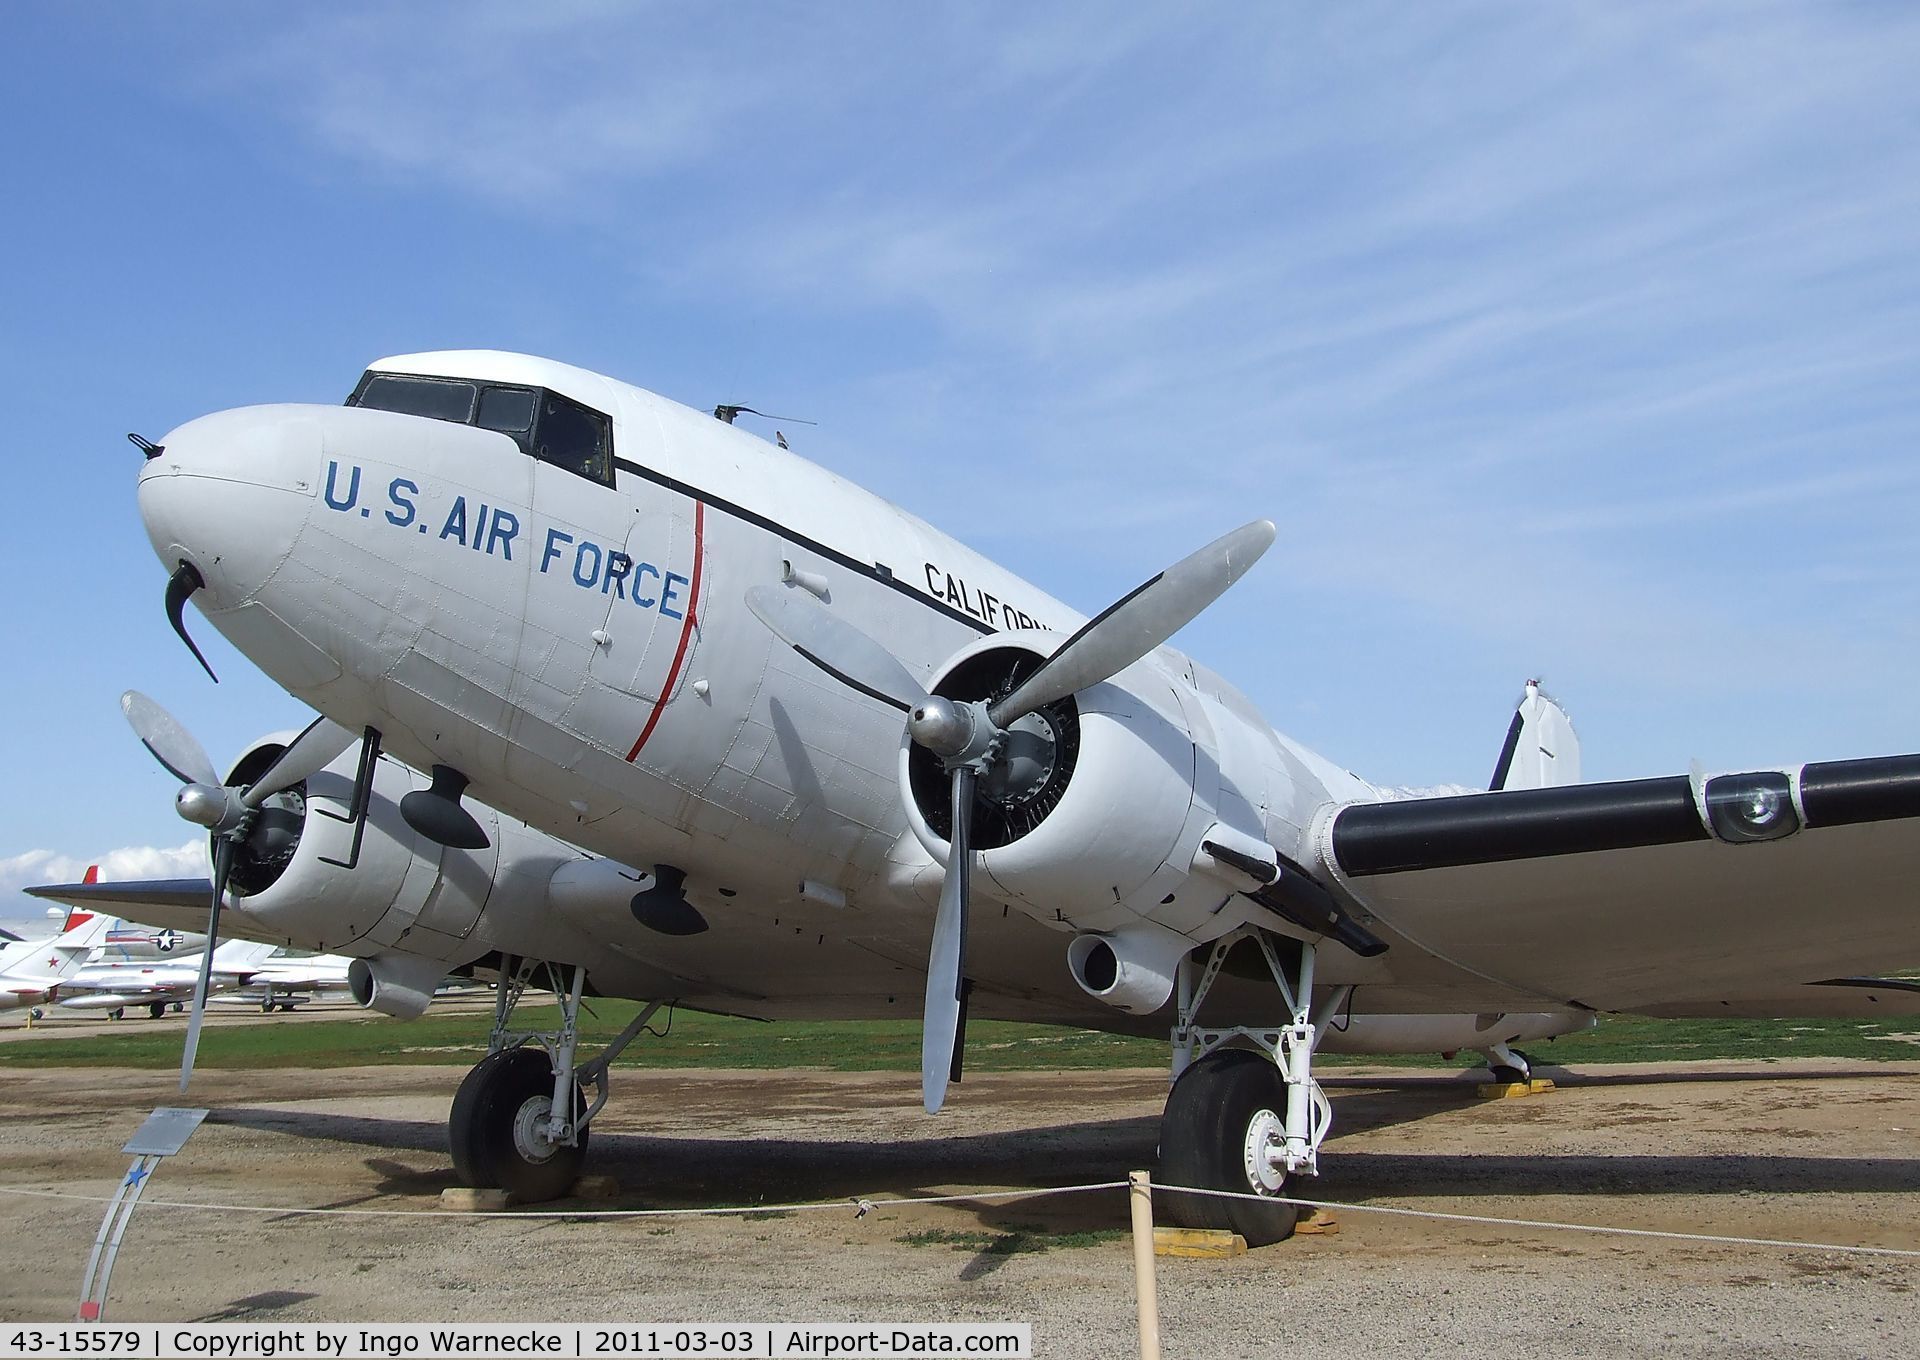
{"left": 0, "top": 842, "right": 205, "bottom": 927}
{"left": 147, "top": 2, "right": 1920, "bottom": 782}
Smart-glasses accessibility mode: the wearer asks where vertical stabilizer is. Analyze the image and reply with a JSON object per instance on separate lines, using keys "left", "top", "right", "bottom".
{"left": 1490, "top": 681, "right": 1580, "bottom": 791}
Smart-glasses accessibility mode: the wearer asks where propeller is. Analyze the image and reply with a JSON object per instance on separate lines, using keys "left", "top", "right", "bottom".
{"left": 120, "top": 692, "right": 356, "bottom": 1089}
{"left": 920, "top": 766, "right": 975, "bottom": 1113}
{"left": 747, "top": 519, "right": 1276, "bottom": 1111}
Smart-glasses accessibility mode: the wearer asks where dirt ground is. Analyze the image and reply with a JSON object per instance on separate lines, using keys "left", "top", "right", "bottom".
{"left": 0, "top": 1010, "right": 1915, "bottom": 1359}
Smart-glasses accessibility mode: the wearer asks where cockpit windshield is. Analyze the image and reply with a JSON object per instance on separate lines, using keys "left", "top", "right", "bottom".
{"left": 355, "top": 374, "right": 477, "bottom": 423}
{"left": 347, "top": 370, "right": 614, "bottom": 488}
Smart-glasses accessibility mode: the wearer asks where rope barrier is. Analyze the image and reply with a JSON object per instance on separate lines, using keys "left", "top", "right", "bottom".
{"left": 1160, "top": 1183, "right": 1920, "bottom": 1260}
{"left": 4, "top": 1177, "right": 1915, "bottom": 1259}
{"left": 0, "top": 1180, "right": 1127, "bottom": 1220}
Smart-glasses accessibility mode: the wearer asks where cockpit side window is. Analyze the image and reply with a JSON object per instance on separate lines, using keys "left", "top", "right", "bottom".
{"left": 350, "top": 373, "right": 478, "bottom": 423}
{"left": 534, "top": 390, "right": 613, "bottom": 487}
{"left": 477, "top": 386, "right": 537, "bottom": 437}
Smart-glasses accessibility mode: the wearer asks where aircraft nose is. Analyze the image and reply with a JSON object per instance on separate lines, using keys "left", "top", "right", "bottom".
{"left": 138, "top": 405, "right": 329, "bottom": 608}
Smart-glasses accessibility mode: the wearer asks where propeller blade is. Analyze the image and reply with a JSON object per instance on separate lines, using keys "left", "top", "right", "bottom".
{"left": 988, "top": 519, "right": 1276, "bottom": 729}
{"left": 121, "top": 690, "right": 218, "bottom": 789}
{"left": 165, "top": 563, "right": 219, "bottom": 683}
{"left": 744, "top": 584, "right": 931, "bottom": 713}
{"left": 921, "top": 765, "right": 976, "bottom": 1114}
{"left": 242, "top": 715, "right": 356, "bottom": 808}
{"left": 179, "top": 838, "right": 231, "bottom": 1092}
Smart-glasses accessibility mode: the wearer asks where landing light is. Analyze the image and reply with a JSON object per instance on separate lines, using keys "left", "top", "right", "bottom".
{"left": 1703, "top": 771, "right": 1800, "bottom": 843}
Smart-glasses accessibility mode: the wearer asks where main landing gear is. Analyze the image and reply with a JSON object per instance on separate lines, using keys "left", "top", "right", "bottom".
{"left": 1158, "top": 929, "right": 1353, "bottom": 1246}
{"left": 449, "top": 956, "right": 664, "bottom": 1203}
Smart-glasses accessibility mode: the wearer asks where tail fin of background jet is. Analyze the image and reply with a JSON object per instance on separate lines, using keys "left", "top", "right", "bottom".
{"left": 1490, "top": 681, "right": 1580, "bottom": 791}
{"left": 59, "top": 867, "right": 101, "bottom": 932}
{"left": 44, "top": 908, "right": 114, "bottom": 978}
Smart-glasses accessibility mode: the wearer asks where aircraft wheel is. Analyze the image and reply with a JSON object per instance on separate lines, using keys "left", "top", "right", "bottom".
{"left": 448, "top": 1047, "right": 588, "bottom": 1203}
{"left": 261, "top": 1000, "right": 274, "bottom": 1013}
{"left": 1159, "top": 1048, "right": 1300, "bottom": 1246}
{"left": 109, "top": 1008, "right": 124, "bottom": 1021}
{"left": 29, "top": 1008, "right": 43, "bottom": 1021}
{"left": 149, "top": 1002, "right": 167, "bottom": 1020}
{"left": 1488, "top": 1064, "right": 1528, "bottom": 1084}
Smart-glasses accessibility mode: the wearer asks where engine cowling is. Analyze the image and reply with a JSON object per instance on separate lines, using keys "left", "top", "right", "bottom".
{"left": 899, "top": 636, "right": 1276, "bottom": 943}
{"left": 214, "top": 733, "right": 580, "bottom": 965}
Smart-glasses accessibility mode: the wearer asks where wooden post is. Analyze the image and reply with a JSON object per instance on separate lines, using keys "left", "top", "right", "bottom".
{"left": 1129, "top": 1170, "right": 1163, "bottom": 1360}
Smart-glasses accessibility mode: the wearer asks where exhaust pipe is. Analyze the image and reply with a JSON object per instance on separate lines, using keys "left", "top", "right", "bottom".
{"left": 347, "top": 952, "right": 447, "bottom": 1019}
{"left": 1067, "top": 923, "right": 1194, "bottom": 1015}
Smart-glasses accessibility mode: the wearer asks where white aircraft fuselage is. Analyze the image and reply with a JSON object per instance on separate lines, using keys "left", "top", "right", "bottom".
{"left": 137, "top": 351, "right": 1443, "bottom": 1034}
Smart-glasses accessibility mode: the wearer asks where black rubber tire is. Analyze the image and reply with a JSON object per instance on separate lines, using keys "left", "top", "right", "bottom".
{"left": 1158, "top": 1048, "right": 1300, "bottom": 1246}
{"left": 448, "top": 1047, "right": 588, "bottom": 1203}
{"left": 1488, "top": 1063, "right": 1528, "bottom": 1084}
{"left": 109, "top": 1008, "right": 124, "bottom": 1021}
{"left": 149, "top": 1002, "right": 166, "bottom": 1020}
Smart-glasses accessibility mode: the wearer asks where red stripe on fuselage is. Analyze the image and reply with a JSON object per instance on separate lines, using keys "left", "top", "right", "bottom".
{"left": 625, "top": 499, "right": 706, "bottom": 762}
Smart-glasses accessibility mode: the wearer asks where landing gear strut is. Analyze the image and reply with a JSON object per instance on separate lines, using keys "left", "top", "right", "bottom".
{"left": 1159, "top": 929, "right": 1352, "bottom": 1246}
{"left": 448, "top": 956, "right": 663, "bottom": 1203}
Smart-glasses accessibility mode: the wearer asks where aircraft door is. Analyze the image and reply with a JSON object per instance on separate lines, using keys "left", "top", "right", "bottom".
{"left": 587, "top": 497, "right": 702, "bottom": 708}
{"left": 505, "top": 460, "right": 639, "bottom": 782}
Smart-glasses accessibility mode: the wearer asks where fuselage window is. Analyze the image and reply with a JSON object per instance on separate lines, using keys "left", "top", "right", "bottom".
{"left": 351, "top": 374, "right": 478, "bottom": 423}
{"left": 535, "top": 390, "right": 613, "bottom": 486}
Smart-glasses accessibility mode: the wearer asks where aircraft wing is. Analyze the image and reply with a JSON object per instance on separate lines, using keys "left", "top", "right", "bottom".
{"left": 23, "top": 879, "right": 290, "bottom": 947}
{"left": 1631, "top": 976, "right": 1920, "bottom": 1019}
{"left": 1318, "top": 753, "right": 1920, "bottom": 1011}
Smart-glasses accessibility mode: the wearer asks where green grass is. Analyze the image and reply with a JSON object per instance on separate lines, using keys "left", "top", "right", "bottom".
{"left": 1, "top": 1001, "right": 1915, "bottom": 1070}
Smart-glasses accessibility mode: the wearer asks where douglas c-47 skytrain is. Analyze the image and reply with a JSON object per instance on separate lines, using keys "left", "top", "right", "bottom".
{"left": 36, "top": 351, "right": 1920, "bottom": 1243}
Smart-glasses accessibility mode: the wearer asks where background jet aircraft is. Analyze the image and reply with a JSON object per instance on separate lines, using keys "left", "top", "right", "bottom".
{"left": 99, "top": 921, "right": 206, "bottom": 961}
{"left": 32, "top": 350, "right": 1920, "bottom": 1244}
{"left": 58, "top": 939, "right": 277, "bottom": 1020}
{"left": 0, "top": 908, "right": 113, "bottom": 1015}
{"left": 228, "top": 949, "right": 355, "bottom": 1011}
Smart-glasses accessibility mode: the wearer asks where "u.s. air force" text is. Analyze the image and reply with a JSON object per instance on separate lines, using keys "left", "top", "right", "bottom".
{"left": 321, "top": 461, "right": 691, "bottom": 619}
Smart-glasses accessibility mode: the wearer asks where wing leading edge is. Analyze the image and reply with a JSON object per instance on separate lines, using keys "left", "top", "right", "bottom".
{"left": 23, "top": 878, "right": 288, "bottom": 948}
{"left": 1319, "top": 753, "right": 1920, "bottom": 1012}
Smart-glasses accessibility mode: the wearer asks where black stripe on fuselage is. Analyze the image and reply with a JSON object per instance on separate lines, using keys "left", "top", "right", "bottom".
{"left": 1799, "top": 754, "right": 1920, "bottom": 827}
{"left": 614, "top": 456, "right": 995, "bottom": 636}
{"left": 1331, "top": 776, "right": 1709, "bottom": 877}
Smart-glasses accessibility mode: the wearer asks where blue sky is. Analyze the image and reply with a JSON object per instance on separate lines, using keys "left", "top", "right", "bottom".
{"left": 5, "top": 3, "right": 1919, "bottom": 925}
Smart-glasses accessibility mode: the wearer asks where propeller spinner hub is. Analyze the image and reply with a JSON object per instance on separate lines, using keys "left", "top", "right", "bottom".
{"left": 908, "top": 697, "right": 978, "bottom": 759}
{"left": 176, "top": 783, "right": 243, "bottom": 834}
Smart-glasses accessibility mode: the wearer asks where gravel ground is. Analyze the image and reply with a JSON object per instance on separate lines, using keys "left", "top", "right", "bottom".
{"left": 0, "top": 1021, "right": 1914, "bottom": 1359}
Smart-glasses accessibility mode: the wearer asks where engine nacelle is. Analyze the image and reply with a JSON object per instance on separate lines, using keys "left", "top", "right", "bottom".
{"left": 900, "top": 637, "right": 1279, "bottom": 942}
{"left": 1066, "top": 923, "right": 1195, "bottom": 1015}
{"left": 213, "top": 733, "right": 594, "bottom": 967}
